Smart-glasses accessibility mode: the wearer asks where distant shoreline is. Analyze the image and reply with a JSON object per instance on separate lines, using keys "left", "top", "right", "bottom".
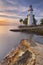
{"left": 10, "top": 25, "right": 43, "bottom": 36}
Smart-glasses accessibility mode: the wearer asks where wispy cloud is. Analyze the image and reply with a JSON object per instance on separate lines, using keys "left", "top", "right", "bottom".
{"left": 0, "top": 0, "right": 43, "bottom": 24}
{"left": 6, "top": 0, "right": 17, "bottom": 5}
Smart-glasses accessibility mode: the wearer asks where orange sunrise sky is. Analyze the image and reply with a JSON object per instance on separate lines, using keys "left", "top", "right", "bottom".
{"left": 0, "top": 0, "right": 43, "bottom": 25}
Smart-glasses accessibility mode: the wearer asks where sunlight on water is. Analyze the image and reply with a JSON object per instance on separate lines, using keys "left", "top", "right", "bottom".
{"left": 0, "top": 26, "right": 7, "bottom": 34}
{"left": 0, "top": 26, "right": 18, "bottom": 34}
{"left": 0, "top": 26, "right": 43, "bottom": 61}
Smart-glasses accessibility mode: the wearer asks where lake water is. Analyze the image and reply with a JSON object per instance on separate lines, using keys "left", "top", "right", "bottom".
{"left": 0, "top": 25, "right": 43, "bottom": 61}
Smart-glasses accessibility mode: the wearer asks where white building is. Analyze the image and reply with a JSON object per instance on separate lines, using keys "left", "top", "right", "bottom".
{"left": 28, "top": 5, "right": 33, "bottom": 25}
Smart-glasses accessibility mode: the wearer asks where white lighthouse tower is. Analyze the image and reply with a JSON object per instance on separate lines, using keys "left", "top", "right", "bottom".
{"left": 28, "top": 5, "right": 33, "bottom": 25}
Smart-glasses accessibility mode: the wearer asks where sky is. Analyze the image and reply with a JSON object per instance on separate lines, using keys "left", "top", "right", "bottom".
{"left": 0, "top": 0, "right": 43, "bottom": 25}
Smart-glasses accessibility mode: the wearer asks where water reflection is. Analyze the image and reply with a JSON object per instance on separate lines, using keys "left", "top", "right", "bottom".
{"left": 0, "top": 26, "right": 31, "bottom": 61}
{"left": 0, "top": 26, "right": 7, "bottom": 34}
{"left": 0, "top": 26, "right": 43, "bottom": 61}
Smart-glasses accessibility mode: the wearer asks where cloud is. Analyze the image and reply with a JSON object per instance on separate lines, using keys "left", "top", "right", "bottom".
{"left": 0, "top": 1, "right": 27, "bottom": 19}
{"left": 6, "top": 0, "right": 17, "bottom": 5}
{"left": 0, "top": 11, "right": 26, "bottom": 19}
{"left": 0, "top": 17, "right": 20, "bottom": 25}
{"left": 0, "top": 0, "right": 43, "bottom": 24}
{"left": 39, "top": 12, "right": 43, "bottom": 17}
{"left": 0, "top": 4, "right": 28, "bottom": 12}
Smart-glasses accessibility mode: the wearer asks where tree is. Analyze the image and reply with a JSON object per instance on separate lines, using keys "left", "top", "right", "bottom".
{"left": 19, "top": 19, "right": 23, "bottom": 23}
{"left": 23, "top": 18, "right": 28, "bottom": 25}
{"left": 19, "top": 15, "right": 37, "bottom": 25}
{"left": 33, "top": 15, "right": 37, "bottom": 25}
{"left": 23, "top": 15, "right": 37, "bottom": 25}
{"left": 40, "top": 19, "right": 43, "bottom": 25}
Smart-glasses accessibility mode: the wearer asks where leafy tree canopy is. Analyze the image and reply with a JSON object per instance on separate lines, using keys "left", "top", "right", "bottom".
{"left": 19, "top": 19, "right": 23, "bottom": 23}
{"left": 19, "top": 15, "right": 37, "bottom": 25}
{"left": 23, "top": 18, "right": 28, "bottom": 25}
{"left": 40, "top": 19, "right": 43, "bottom": 25}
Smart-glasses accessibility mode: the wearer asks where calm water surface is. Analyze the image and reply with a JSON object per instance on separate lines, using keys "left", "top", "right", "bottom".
{"left": 0, "top": 25, "right": 43, "bottom": 61}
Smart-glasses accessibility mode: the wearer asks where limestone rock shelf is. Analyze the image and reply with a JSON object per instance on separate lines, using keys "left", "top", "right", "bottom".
{"left": 10, "top": 27, "right": 43, "bottom": 35}
{"left": 0, "top": 40, "right": 38, "bottom": 65}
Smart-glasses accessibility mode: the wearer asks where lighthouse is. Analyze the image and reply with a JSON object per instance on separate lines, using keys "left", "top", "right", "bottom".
{"left": 28, "top": 5, "right": 33, "bottom": 25}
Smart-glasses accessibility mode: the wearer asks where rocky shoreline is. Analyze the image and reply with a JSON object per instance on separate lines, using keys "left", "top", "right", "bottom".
{"left": 0, "top": 40, "right": 38, "bottom": 65}
{"left": 0, "top": 39, "right": 43, "bottom": 65}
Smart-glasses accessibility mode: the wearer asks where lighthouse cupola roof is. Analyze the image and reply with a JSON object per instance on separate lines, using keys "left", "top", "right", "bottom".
{"left": 28, "top": 5, "right": 33, "bottom": 11}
